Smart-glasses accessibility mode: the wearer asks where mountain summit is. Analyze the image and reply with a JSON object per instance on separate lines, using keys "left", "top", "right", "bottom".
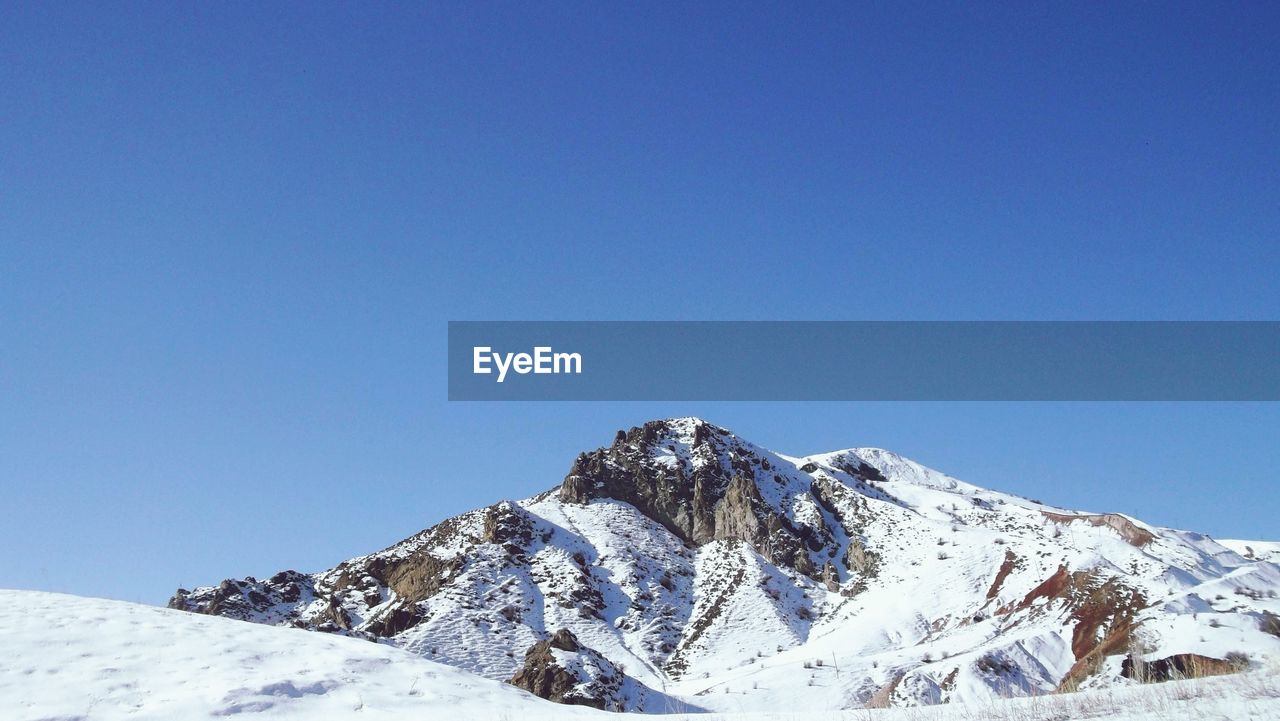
{"left": 171, "top": 418, "right": 1280, "bottom": 711}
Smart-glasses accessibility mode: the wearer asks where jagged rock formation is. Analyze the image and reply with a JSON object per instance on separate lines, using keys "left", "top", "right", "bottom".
{"left": 170, "top": 417, "right": 1280, "bottom": 712}
{"left": 559, "top": 420, "right": 832, "bottom": 578}
{"left": 508, "top": 629, "right": 623, "bottom": 710}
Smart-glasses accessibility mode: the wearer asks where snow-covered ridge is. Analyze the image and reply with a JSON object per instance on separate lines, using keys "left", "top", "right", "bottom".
{"left": 1221, "top": 539, "right": 1280, "bottom": 564}
{"left": 0, "top": 590, "right": 596, "bottom": 721}
{"left": 167, "top": 417, "right": 1280, "bottom": 712}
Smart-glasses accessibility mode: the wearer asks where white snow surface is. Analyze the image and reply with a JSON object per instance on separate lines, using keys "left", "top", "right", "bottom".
{"left": 0, "top": 590, "right": 602, "bottom": 721}
{"left": 1222, "top": 539, "right": 1280, "bottom": 564}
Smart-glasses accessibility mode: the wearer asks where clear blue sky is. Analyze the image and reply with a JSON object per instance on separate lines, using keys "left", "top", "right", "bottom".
{"left": 2, "top": 3, "right": 1278, "bottom": 605}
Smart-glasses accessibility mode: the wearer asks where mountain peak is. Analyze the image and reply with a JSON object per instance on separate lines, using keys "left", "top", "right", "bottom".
{"left": 169, "top": 420, "right": 1280, "bottom": 713}
{"left": 558, "top": 418, "right": 804, "bottom": 550}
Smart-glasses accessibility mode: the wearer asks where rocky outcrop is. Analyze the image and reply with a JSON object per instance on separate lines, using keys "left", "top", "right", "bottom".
{"left": 1121, "top": 652, "right": 1249, "bottom": 682}
{"left": 170, "top": 505, "right": 495, "bottom": 640}
{"left": 169, "top": 570, "right": 313, "bottom": 623}
{"left": 825, "top": 453, "right": 889, "bottom": 483}
{"left": 559, "top": 419, "right": 733, "bottom": 544}
{"left": 1011, "top": 565, "right": 1152, "bottom": 692}
{"left": 509, "top": 629, "right": 624, "bottom": 710}
{"left": 713, "top": 474, "right": 765, "bottom": 544}
{"left": 380, "top": 553, "right": 462, "bottom": 603}
{"left": 483, "top": 500, "right": 537, "bottom": 550}
{"left": 1013, "top": 565, "right": 1148, "bottom": 661}
{"left": 559, "top": 419, "right": 825, "bottom": 580}
{"left": 1042, "top": 512, "right": 1155, "bottom": 547}
{"left": 986, "top": 550, "right": 1018, "bottom": 600}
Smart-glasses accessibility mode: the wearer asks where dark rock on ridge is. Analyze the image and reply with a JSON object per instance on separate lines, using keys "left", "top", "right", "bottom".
{"left": 509, "top": 628, "right": 624, "bottom": 710}
{"left": 559, "top": 418, "right": 826, "bottom": 579}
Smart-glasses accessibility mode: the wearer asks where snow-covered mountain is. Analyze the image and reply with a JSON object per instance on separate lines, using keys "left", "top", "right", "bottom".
{"left": 171, "top": 418, "right": 1280, "bottom": 712}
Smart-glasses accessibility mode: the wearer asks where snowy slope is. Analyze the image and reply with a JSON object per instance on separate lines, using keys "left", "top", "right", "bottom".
{"left": 0, "top": 589, "right": 600, "bottom": 721}
{"left": 1223, "top": 539, "right": 1280, "bottom": 564}
{"left": 7, "top": 591, "right": 1280, "bottom": 721}
{"left": 169, "top": 418, "right": 1280, "bottom": 712}
{"left": 4, "top": 591, "right": 1280, "bottom": 721}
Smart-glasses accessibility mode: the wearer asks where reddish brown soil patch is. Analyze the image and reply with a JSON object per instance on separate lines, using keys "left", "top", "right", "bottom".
{"left": 986, "top": 549, "right": 1018, "bottom": 600}
{"left": 1017, "top": 565, "right": 1071, "bottom": 610}
{"left": 940, "top": 667, "right": 959, "bottom": 692}
{"left": 865, "top": 672, "right": 905, "bottom": 709}
{"left": 1019, "top": 567, "right": 1151, "bottom": 692}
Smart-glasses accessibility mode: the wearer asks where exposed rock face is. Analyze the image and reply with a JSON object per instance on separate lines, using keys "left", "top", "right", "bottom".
{"left": 1004, "top": 565, "right": 1152, "bottom": 693}
{"left": 168, "top": 503, "right": 495, "bottom": 637}
{"left": 509, "top": 629, "right": 624, "bottom": 710}
{"left": 1042, "top": 512, "right": 1156, "bottom": 547}
{"left": 1121, "top": 652, "right": 1248, "bottom": 682}
{"left": 824, "top": 454, "right": 888, "bottom": 483}
{"left": 559, "top": 419, "right": 730, "bottom": 544}
{"left": 713, "top": 474, "right": 765, "bottom": 545}
{"left": 170, "top": 571, "right": 313, "bottom": 623}
{"left": 559, "top": 419, "right": 828, "bottom": 579}
{"left": 1013, "top": 565, "right": 1147, "bottom": 661}
{"left": 986, "top": 549, "right": 1018, "bottom": 600}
